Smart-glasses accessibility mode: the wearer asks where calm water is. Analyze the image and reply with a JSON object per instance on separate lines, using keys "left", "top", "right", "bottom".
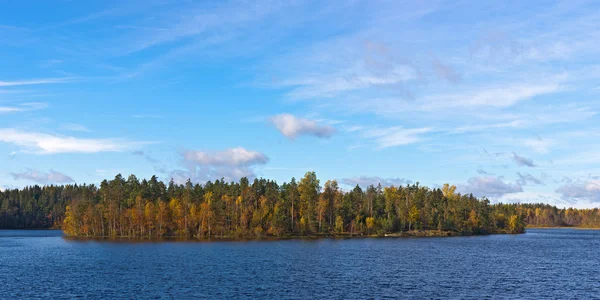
{"left": 1, "top": 229, "right": 599, "bottom": 299}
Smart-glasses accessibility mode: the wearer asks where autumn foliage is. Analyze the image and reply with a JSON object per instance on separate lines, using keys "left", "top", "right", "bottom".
{"left": 3, "top": 173, "right": 598, "bottom": 237}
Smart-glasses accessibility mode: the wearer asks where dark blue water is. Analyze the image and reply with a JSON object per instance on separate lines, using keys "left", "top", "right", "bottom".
{"left": 1, "top": 229, "right": 599, "bottom": 299}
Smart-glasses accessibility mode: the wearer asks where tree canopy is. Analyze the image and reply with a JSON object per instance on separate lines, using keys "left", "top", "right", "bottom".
{"left": 2, "top": 172, "right": 598, "bottom": 238}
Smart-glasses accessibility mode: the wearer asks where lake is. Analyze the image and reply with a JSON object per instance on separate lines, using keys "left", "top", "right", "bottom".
{"left": 1, "top": 229, "right": 599, "bottom": 299}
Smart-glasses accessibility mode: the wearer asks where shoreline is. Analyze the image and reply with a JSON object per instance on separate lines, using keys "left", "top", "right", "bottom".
{"left": 60, "top": 229, "right": 520, "bottom": 242}
{"left": 11, "top": 227, "right": 600, "bottom": 242}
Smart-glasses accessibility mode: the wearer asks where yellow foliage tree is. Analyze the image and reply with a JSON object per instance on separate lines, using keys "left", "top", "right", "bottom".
{"left": 508, "top": 215, "right": 523, "bottom": 234}
{"left": 62, "top": 206, "right": 77, "bottom": 236}
{"left": 335, "top": 215, "right": 344, "bottom": 233}
{"left": 366, "top": 217, "right": 375, "bottom": 235}
{"left": 442, "top": 184, "right": 457, "bottom": 199}
{"left": 468, "top": 209, "right": 479, "bottom": 232}
{"left": 408, "top": 205, "right": 420, "bottom": 231}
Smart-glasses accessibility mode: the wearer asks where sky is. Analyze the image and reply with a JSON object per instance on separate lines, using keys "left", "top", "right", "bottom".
{"left": 1, "top": 0, "right": 599, "bottom": 208}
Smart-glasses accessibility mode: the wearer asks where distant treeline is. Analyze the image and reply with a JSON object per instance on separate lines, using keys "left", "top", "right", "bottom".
{"left": 1, "top": 173, "right": 597, "bottom": 238}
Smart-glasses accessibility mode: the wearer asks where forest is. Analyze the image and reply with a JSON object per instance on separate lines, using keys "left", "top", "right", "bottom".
{"left": 1, "top": 172, "right": 599, "bottom": 238}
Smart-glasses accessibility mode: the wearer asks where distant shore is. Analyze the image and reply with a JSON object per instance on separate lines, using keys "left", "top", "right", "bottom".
{"left": 526, "top": 226, "right": 600, "bottom": 230}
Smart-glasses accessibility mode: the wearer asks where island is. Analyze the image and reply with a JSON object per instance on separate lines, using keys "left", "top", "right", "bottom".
{"left": 2, "top": 172, "right": 599, "bottom": 239}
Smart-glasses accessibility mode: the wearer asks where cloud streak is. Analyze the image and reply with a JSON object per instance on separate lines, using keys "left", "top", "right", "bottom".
{"left": 0, "top": 128, "right": 149, "bottom": 154}
{"left": 0, "top": 102, "right": 48, "bottom": 114}
{"left": 421, "top": 82, "right": 561, "bottom": 110}
{"left": 0, "top": 77, "right": 72, "bottom": 87}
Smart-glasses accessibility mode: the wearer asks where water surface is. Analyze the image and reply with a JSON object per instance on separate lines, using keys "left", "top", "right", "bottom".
{"left": 1, "top": 229, "right": 598, "bottom": 299}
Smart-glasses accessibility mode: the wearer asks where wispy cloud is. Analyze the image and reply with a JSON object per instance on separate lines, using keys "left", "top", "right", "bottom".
{"left": 0, "top": 102, "right": 48, "bottom": 114}
{"left": 523, "top": 137, "right": 552, "bottom": 154}
{"left": 451, "top": 120, "right": 525, "bottom": 134}
{"left": 11, "top": 169, "right": 74, "bottom": 185}
{"left": 118, "top": 1, "right": 292, "bottom": 56}
{"left": 0, "top": 77, "right": 72, "bottom": 87}
{"left": 362, "top": 126, "right": 432, "bottom": 149}
{"left": 420, "top": 82, "right": 562, "bottom": 110}
{"left": 60, "top": 123, "right": 91, "bottom": 132}
{"left": 281, "top": 65, "right": 417, "bottom": 100}
{"left": 270, "top": 114, "right": 336, "bottom": 139}
{"left": 0, "top": 107, "right": 22, "bottom": 113}
{"left": 0, "top": 128, "right": 149, "bottom": 154}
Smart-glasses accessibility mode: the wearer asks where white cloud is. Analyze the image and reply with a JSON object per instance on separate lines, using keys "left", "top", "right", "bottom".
{"left": 556, "top": 179, "right": 600, "bottom": 204}
{"left": 11, "top": 169, "right": 74, "bottom": 184}
{"left": 586, "top": 180, "right": 600, "bottom": 191}
{"left": 270, "top": 114, "right": 336, "bottom": 139}
{"left": 0, "top": 128, "right": 147, "bottom": 154}
{"left": 183, "top": 147, "right": 268, "bottom": 167}
{"left": 173, "top": 147, "right": 269, "bottom": 183}
{"left": 459, "top": 176, "right": 523, "bottom": 198}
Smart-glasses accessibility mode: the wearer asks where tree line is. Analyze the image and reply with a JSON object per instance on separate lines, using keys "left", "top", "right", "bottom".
{"left": 2, "top": 172, "right": 596, "bottom": 238}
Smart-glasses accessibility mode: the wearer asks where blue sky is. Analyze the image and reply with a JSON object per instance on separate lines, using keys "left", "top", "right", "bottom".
{"left": 1, "top": 0, "right": 600, "bottom": 208}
